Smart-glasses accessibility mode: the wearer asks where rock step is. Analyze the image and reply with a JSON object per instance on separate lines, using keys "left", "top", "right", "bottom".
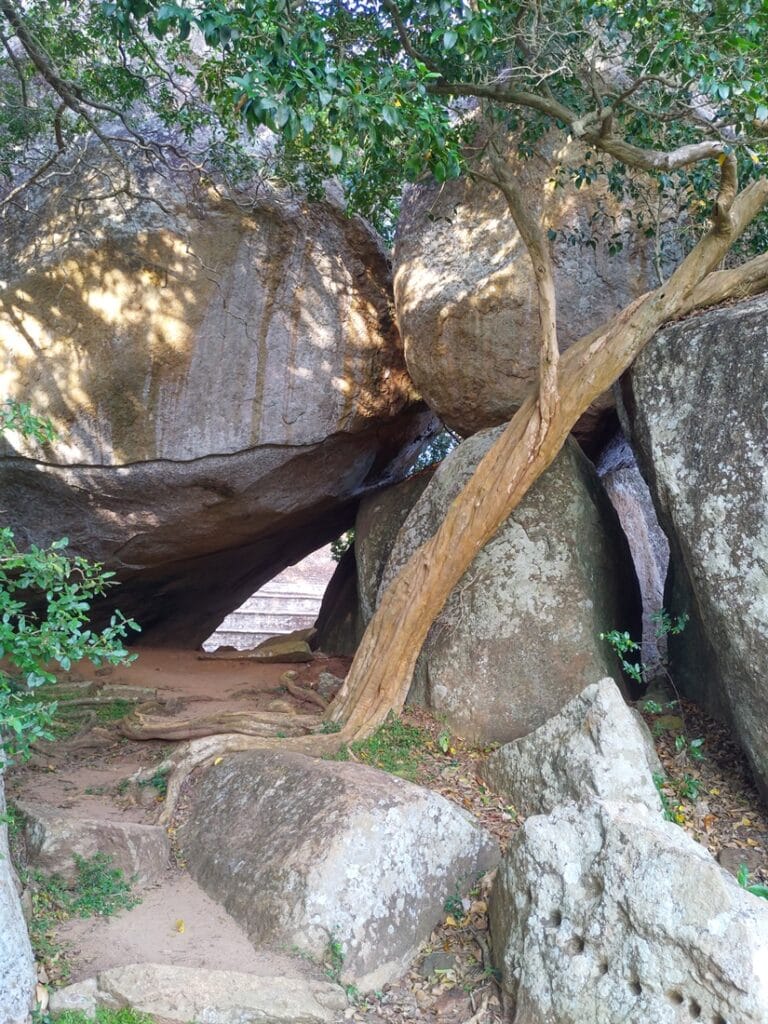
{"left": 49, "top": 963, "right": 348, "bottom": 1023}
{"left": 17, "top": 800, "right": 170, "bottom": 885}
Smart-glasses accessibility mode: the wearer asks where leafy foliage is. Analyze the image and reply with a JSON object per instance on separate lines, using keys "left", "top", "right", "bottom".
{"left": 1, "top": 1, "right": 766, "bottom": 245}
{"left": 0, "top": 401, "right": 139, "bottom": 763}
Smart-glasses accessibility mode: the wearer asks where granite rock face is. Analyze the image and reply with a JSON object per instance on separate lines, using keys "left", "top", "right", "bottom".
{"left": 0, "top": 147, "right": 432, "bottom": 646}
{"left": 376, "top": 428, "right": 640, "bottom": 743}
{"left": 482, "top": 678, "right": 662, "bottom": 817}
{"left": 180, "top": 750, "right": 499, "bottom": 991}
{"left": 490, "top": 800, "right": 768, "bottom": 1024}
{"left": 621, "top": 295, "right": 768, "bottom": 795}
{"left": 355, "top": 471, "right": 434, "bottom": 625}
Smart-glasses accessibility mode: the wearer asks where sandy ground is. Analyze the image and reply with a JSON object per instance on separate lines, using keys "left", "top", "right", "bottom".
{"left": 57, "top": 873, "right": 324, "bottom": 983}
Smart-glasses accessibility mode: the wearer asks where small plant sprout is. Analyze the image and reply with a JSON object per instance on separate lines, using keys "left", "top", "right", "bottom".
{"left": 737, "top": 864, "right": 768, "bottom": 901}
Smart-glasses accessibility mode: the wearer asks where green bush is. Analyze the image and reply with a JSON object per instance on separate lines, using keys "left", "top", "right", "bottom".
{"left": 0, "top": 401, "right": 139, "bottom": 762}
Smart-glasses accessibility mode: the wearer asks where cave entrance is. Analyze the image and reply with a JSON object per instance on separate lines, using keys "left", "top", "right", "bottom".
{"left": 202, "top": 545, "right": 338, "bottom": 653}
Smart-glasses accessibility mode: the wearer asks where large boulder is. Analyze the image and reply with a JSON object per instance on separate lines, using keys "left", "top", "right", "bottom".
{"left": 394, "top": 136, "right": 673, "bottom": 442}
{"left": 0, "top": 782, "right": 36, "bottom": 1024}
{"left": 0, "top": 145, "right": 433, "bottom": 646}
{"left": 482, "top": 678, "right": 662, "bottom": 817}
{"left": 620, "top": 295, "right": 768, "bottom": 795}
{"left": 490, "top": 800, "right": 768, "bottom": 1024}
{"left": 375, "top": 427, "right": 641, "bottom": 743}
{"left": 313, "top": 547, "right": 362, "bottom": 656}
{"left": 179, "top": 750, "right": 499, "bottom": 991}
{"left": 355, "top": 470, "right": 433, "bottom": 624}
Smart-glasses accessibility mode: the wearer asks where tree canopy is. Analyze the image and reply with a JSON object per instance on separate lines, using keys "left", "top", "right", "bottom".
{"left": 1, "top": 1, "right": 766, "bottom": 243}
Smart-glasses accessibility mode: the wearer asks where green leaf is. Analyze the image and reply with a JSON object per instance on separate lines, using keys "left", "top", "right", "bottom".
{"left": 442, "top": 29, "right": 458, "bottom": 50}
{"left": 328, "top": 144, "right": 343, "bottom": 166}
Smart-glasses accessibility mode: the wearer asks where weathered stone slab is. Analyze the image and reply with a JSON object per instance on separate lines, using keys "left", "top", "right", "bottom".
{"left": 49, "top": 964, "right": 347, "bottom": 1023}
{"left": 19, "top": 802, "right": 170, "bottom": 885}
{"left": 180, "top": 751, "right": 499, "bottom": 991}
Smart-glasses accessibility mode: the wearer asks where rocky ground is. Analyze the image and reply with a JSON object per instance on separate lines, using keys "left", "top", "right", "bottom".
{"left": 5, "top": 650, "right": 767, "bottom": 1024}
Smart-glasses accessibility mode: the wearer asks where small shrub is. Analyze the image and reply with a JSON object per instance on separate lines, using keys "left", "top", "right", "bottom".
{"left": 348, "top": 715, "right": 429, "bottom": 781}
{"left": 26, "top": 853, "right": 140, "bottom": 980}
{"left": 69, "top": 853, "right": 140, "bottom": 918}
{"left": 737, "top": 863, "right": 768, "bottom": 901}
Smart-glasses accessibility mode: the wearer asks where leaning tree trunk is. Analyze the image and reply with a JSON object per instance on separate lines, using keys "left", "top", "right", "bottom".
{"left": 330, "top": 163, "right": 768, "bottom": 739}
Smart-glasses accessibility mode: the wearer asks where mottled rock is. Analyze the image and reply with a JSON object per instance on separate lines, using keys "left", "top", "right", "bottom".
{"left": 0, "top": 782, "right": 36, "bottom": 1024}
{"left": 482, "top": 678, "right": 662, "bottom": 816}
{"left": 50, "top": 964, "right": 347, "bottom": 1023}
{"left": 313, "top": 547, "right": 362, "bottom": 656}
{"left": 19, "top": 801, "right": 170, "bottom": 885}
{"left": 180, "top": 751, "right": 499, "bottom": 991}
{"left": 596, "top": 432, "right": 669, "bottom": 672}
{"left": 621, "top": 295, "right": 768, "bottom": 795}
{"left": 394, "top": 135, "right": 674, "bottom": 441}
{"left": 356, "top": 471, "right": 433, "bottom": 625}
{"left": 490, "top": 800, "right": 768, "bottom": 1024}
{"left": 0, "top": 145, "right": 433, "bottom": 646}
{"left": 378, "top": 428, "right": 640, "bottom": 743}
{"left": 249, "top": 634, "right": 313, "bottom": 663}
{"left": 48, "top": 978, "right": 98, "bottom": 1016}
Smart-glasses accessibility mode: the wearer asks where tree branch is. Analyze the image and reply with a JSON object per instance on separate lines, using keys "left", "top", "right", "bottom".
{"left": 487, "top": 147, "right": 559, "bottom": 442}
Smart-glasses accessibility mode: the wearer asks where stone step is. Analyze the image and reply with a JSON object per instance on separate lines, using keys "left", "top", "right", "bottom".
{"left": 17, "top": 801, "right": 170, "bottom": 886}
{"left": 49, "top": 963, "right": 347, "bottom": 1023}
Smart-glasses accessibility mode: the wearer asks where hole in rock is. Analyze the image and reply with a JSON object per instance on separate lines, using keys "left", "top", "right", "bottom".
{"left": 629, "top": 979, "right": 642, "bottom": 997}
{"left": 548, "top": 909, "right": 563, "bottom": 928}
{"left": 667, "top": 991, "right": 685, "bottom": 1005}
{"left": 203, "top": 544, "right": 339, "bottom": 653}
{"left": 711, "top": 1015, "right": 727, "bottom": 1024}
{"left": 567, "top": 935, "right": 585, "bottom": 955}
{"left": 689, "top": 1000, "right": 702, "bottom": 1019}
{"left": 598, "top": 960, "right": 609, "bottom": 976}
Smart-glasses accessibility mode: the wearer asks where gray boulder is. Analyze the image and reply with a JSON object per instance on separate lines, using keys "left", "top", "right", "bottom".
{"left": 621, "top": 294, "right": 768, "bottom": 795}
{"left": 180, "top": 751, "right": 499, "bottom": 991}
{"left": 378, "top": 428, "right": 640, "bottom": 743}
{"left": 19, "top": 801, "right": 170, "bottom": 886}
{"left": 0, "top": 145, "right": 433, "bottom": 647}
{"left": 0, "top": 782, "right": 36, "bottom": 1024}
{"left": 596, "top": 433, "right": 669, "bottom": 672}
{"left": 356, "top": 470, "right": 434, "bottom": 625}
{"left": 482, "top": 678, "right": 662, "bottom": 816}
{"left": 490, "top": 800, "right": 768, "bottom": 1024}
{"left": 49, "top": 963, "right": 347, "bottom": 1024}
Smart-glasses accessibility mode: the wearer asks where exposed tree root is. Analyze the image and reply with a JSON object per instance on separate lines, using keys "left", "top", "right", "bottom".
{"left": 118, "top": 708, "right": 322, "bottom": 742}
{"left": 281, "top": 670, "right": 329, "bottom": 711}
